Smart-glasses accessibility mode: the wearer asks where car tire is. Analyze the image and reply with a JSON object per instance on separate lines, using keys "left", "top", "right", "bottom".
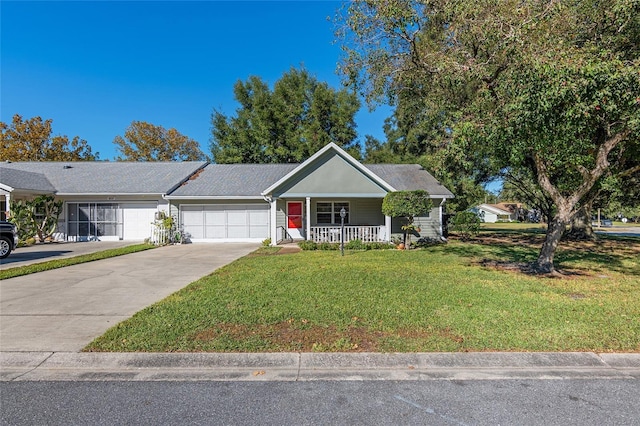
{"left": 0, "top": 236, "right": 12, "bottom": 259}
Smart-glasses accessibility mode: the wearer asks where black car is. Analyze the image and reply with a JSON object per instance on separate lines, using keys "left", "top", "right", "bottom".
{"left": 0, "top": 221, "right": 19, "bottom": 259}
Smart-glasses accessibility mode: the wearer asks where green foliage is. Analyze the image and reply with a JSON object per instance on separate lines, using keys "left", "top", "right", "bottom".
{"left": 211, "top": 67, "right": 361, "bottom": 164}
{"left": 448, "top": 212, "right": 481, "bottom": 241}
{"left": 318, "top": 242, "right": 340, "bottom": 251}
{"left": 298, "top": 240, "right": 318, "bottom": 250}
{"left": 9, "top": 195, "right": 63, "bottom": 243}
{"left": 345, "top": 239, "right": 365, "bottom": 250}
{"left": 382, "top": 190, "right": 433, "bottom": 245}
{"left": 299, "top": 239, "right": 393, "bottom": 251}
{"left": 338, "top": 0, "right": 640, "bottom": 273}
{"left": 7, "top": 200, "right": 36, "bottom": 243}
{"left": 114, "top": 121, "right": 206, "bottom": 161}
{"left": 261, "top": 238, "right": 272, "bottom": 247}
{"left": 1, "top": 114, "right": 97, "bottom": 161}
{"left": 382, "top": 190, "right": 432, "bottom": 219}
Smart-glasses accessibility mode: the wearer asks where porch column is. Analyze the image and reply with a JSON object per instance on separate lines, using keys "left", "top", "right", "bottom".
{"left": 305, "top": 197, "right": 311, "bottom": 240}
{"left": 385, "top": 215, "right": 392, "bottom": 242}
{"left": 3, "top": 192, "right": 10, "bottom": 221}
{"left": 270, "top": 198, "right": 277, "bottom": 246}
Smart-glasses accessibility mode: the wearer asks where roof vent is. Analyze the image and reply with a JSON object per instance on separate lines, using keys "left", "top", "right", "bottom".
{"left": 63, "top": 165, "right": 73, "bottom": 169}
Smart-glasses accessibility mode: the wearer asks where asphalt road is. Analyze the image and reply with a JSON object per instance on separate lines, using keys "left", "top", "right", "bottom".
{"left": 2, "top": 379, "right": 639, "bottom": 425}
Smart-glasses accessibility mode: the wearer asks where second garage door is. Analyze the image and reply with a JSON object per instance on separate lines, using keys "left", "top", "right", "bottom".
{"left": 181, "top": 204, "right": 269, "bottom": 242}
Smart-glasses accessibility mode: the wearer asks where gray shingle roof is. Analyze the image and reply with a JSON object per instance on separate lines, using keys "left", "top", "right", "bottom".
{"left": 169, "top": 163, "right": 453, "bottom": 198}
{"left": 0, "top": 161, "right": 453, "bottom": 198}
{"left": 366, "top": 164, "right": 454, "bottom": 197}
{"left": 169, "top": 164, "right": 299, "bottom": 197}
{"left": 0, "top": 161, "right": 207, "bottom": 194}
{"left": 0, "top": 167, "right": 56, "bottom": 193}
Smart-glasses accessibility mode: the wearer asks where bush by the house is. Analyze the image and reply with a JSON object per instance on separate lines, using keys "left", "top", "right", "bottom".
{"left": 298, "top": 239, "right": 394, "bottom": 251}
{"left": 298, "top": 240, "right": 318, "bottom": 250}
{"left": 345, "top": 239, "right": 365, "bottom": 250}
{"left": 448, "top": 211, "right": 481, "bottom": 240}
{"left": 318, "top": 242, "right": 340, "bottom": 250}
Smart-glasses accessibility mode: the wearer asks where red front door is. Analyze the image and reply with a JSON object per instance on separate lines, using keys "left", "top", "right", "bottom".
{"left": 287, "top": 202, "right": 303, "bottom": 229}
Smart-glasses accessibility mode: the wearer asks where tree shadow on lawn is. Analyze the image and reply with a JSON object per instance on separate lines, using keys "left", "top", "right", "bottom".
{"left": 446, "top": 233, "right": 640, "bottom": 277}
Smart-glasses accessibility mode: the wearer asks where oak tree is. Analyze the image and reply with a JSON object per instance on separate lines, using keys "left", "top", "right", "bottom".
{"left": 339, "top": 0, "right": 640, "bottom": 273}
{"left": 114, "top": 121, "right": 206, "bottom": 161}
{"left": 0, "top": 114, "right": 97, "bottom": 161}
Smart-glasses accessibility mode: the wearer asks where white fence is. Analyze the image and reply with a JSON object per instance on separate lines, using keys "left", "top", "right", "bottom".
{"left": 150, "top": 226, "right": 170, "bottom": 245}
{"left": 309, "top": 226, "right": 386, "bottom": 243}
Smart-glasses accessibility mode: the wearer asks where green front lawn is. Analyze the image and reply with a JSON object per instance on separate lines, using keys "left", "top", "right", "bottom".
{"left": 85, "top": 235, "right": 639, "bottom": 353}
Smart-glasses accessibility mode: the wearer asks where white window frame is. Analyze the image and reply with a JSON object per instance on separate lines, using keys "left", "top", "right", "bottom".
{"left": 316, "top": 201, "right": 350, "bottom": 225}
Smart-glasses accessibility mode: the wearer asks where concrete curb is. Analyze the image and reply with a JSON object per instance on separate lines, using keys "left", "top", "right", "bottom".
{"left": 2, "top": 352, "right": 639, "bottom": 382}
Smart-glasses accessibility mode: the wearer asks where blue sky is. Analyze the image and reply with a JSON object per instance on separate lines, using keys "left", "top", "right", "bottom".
{"left": 1, "top": 1, "right": 391, "bottom": 161}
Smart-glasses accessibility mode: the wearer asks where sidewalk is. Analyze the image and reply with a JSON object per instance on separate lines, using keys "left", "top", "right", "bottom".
{"left": 2, "top": 351, "right": 639, "bottom": 382}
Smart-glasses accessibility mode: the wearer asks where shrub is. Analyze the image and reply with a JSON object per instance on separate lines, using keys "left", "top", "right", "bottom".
{"left": 448, "top": 211, "right": 481, "bottom": 240}
{"left": 299, "top": 240, "right": 393, "bottom": 251}
{"left": 345, "top": 239, "right": 365, "bottom": 250}
{"left": 318, "top": 242, "right": 339, "bottom": 250}
{"left": 262, "top": 238, "right": 271, "bottom": 247}
{"left": 298, "top": 240, "right": 318, "bottom": 250}
{"left": 366, "top": 242, "right": 395, "bottom": 250}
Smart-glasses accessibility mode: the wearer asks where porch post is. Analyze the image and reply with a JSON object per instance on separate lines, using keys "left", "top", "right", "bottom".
{"left": 270, "top": 197, "right": 277, "bottom": 246}
{"left": 305, "top": 196, "right": 311, "bottom": 240}
{"left": 4, "top": 192, "right": 10, "bottom": 221}
{"left": 385, "top": 215, "right": 392, "bottom": 242}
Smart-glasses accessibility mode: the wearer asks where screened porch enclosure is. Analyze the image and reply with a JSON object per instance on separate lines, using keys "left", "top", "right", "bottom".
{"left": 67, "top": 202, "right": 123, "bottom": 241}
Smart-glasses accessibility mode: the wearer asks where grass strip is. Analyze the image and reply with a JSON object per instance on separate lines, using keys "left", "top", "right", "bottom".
{"left": 0, "top": 243, "right": 155, "bottom": 280}
{"left": 85, "top": 238, "right": 639, "bottom": 353}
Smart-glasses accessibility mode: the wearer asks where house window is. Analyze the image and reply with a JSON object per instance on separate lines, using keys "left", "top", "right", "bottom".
{"left": 316, "top": 202, "right": 349, "bottom": 224}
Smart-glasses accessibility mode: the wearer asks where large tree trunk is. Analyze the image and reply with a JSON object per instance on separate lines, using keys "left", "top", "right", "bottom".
{"left": 564, "top": 205, "right": 596, "bottom": 241}
{"left": 533, "top": 215, "right": 568, "bottom": 274}
{"left": 529, "top": 132, "right": 626, "bottom": 274}
{"left": 533, "top": 216, "right": 567, "bottom": 274}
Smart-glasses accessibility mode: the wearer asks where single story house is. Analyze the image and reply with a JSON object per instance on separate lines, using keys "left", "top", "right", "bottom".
{"left": 1, "top": 143, "right": 454, "bottom": 245}
{"left": 470, "top": 203, "right": 514, "bottom": 223}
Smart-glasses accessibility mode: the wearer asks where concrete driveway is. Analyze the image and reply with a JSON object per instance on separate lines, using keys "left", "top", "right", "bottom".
{"left": 0, "top": 243, "right": 258, "bottom": 352}
{"left": 0, "top": 241, "right": 135, "bottom": 270}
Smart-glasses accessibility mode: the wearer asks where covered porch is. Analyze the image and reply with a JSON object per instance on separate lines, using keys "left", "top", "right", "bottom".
{"left": 272, "top": 196, "right": 392, "bottom": 244}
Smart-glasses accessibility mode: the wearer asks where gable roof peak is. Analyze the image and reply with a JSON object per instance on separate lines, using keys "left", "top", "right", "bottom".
{"left": 260, "top": 142, "right": 396, "bottom": 196}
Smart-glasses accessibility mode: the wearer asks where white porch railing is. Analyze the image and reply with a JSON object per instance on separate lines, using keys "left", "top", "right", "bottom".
{"left": 310, "top": 226, "right": 386, "bottom": 243}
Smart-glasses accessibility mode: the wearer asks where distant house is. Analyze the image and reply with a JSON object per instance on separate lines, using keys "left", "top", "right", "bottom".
{"left": 1, "top": 143, "right": 454, "bottom": 245}
{"left": 470, "top": 203, "right": 514, "bottom": 223}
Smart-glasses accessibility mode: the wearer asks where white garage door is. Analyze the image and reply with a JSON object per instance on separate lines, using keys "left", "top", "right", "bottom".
{"left": 122, "top": 203, "right": 158, "bottom": 240}
{"left": 182, "top": 204, "right": 269, "bottom": 241}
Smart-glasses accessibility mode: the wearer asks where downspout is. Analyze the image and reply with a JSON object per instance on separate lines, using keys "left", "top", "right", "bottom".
{"left": 439, "top": 198, "right": 446, "bottom": 241}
